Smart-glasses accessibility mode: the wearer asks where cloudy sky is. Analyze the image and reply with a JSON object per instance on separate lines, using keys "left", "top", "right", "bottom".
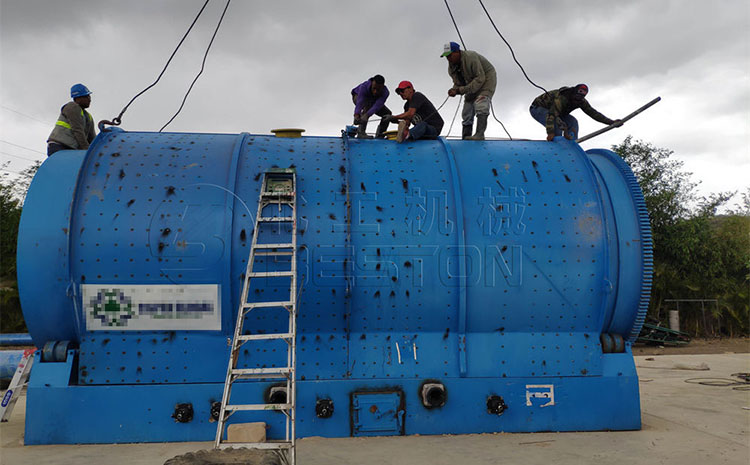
{"left": 1, "top": 0, "right": 748, "bottom": 204}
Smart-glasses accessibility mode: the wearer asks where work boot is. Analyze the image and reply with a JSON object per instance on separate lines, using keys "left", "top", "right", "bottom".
{"left": 356, "top": 121, "right": 372, "bottom": 139}
{"left": 467, "top": 115, "right": 487, "bottom": 140}
{"left": 396, "top": 120, "right": 409, "bottom": 143}
{"left": 461, "top": 124, "right": 473, "bottom": 140}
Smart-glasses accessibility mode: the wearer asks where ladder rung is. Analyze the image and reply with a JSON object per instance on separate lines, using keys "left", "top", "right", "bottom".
{"left": 248, "top": 271, "right": 294, "bottom": 278}
{"left": 231, "top": 367, "right": 292, "bottom": 379}
{"left": 254, "top": 250, "right": 294, "bottom": 257}
{"left": 225, "top": 403, "right": 292, "bottom": 411}
{"left": 243, "top": 301, "right": 293, "bottom": 309}
{"left": 258, "top": 217, "right": 294, "bottom": 222}
{"left": 254, "top": 243, "right": 294, "bottom": 249}
{"left": 217, "top": 441, "right": 293, "bottom": 450}
{"left": 262, "top": 192, "right": 294, "bottom": 197}
{"left": 238, "top": 333, "right": 293, "bottom": 341}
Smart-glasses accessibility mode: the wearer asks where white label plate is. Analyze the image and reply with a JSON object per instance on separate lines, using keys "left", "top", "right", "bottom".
{"left": 82, "top": 284, "right": 220, "bottom": 331}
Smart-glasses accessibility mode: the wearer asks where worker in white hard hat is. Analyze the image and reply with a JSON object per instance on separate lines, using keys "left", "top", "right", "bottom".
{"left": 47, "top": 83, "right": 96, "bottom": 156}
{"left": 443, "top": 41, "right": 497, "bottom": 140}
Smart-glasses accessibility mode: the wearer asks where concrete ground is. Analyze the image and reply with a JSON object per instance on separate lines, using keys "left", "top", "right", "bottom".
{"left": 1, "top": 353, "right": 748, "bottom": 465}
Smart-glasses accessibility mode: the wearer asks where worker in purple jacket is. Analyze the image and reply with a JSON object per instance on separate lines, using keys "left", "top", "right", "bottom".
{"left": 351, "top": 75, "right": 393, "bottom": 139}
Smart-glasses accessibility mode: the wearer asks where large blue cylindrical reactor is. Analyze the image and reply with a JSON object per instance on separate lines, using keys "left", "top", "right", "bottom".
{"left": 17, "top": 129, "right": 651, "bottom": 444}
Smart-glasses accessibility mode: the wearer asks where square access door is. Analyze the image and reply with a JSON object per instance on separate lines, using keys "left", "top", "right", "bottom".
{"left": 351, "top": 391, "right": 405, "bottom": 437}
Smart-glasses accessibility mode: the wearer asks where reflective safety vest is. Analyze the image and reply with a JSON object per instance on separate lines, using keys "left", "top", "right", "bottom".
{"left": 47, "top": 101, "right": 96, "bottom": 150}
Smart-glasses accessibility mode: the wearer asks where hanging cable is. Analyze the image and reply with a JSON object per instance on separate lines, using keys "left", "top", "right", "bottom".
{"left": 489, "top": 102, "right": 512, "bottom": 140}
{"left": 477, "top": 0, "right": 547, "bottom": 94}
{"left": 160, "top": 0, "right": 231, "bottom": 132}
{"left": 443, "top": 0, "right": 466, "bottom": 50}
{"left": 107, "top": 0, "right": 211, "bottom": 126}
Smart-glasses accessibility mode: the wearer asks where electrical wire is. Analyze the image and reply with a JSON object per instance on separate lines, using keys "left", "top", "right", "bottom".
{"left": 477, "top": 0, "right": 547, "bottom": 94}
{"left": 160, "top": 0, "right": 232, "bottom": 132}
{"left": 110, "top": 0, "right": 211, "bottom": 126}
{"left": 0, "top": 139, "right": 45, "bottom": 155}
{"left": 0, "top": 151, "right": 40, "bottom": 162}
{"left": 443, "top": 0, "right": 466, "bottom": 50}
{"left": 1, "top": 106, "right": 49, "bottom": 126}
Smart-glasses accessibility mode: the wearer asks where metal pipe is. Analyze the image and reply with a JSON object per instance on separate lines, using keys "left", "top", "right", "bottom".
{"left": 0, "top": 333, "right": 33, "bottom": 346}
{"left": 577, "top": 97, "right": 662, "bottom": 143}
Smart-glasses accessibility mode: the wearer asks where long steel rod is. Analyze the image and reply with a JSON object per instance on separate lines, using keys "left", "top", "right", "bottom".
{"left": 576, "top": 97, "right": 661, "bottom": 143}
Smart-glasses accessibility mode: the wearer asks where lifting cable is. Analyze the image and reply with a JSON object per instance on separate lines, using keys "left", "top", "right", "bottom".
{"left": 105, "top": 0, "right": 212, "bottom": 127}
{"left": 161, "top": 0, "right": 232, "bottom": 132}
{"left": 477, "top": 0, "right": 547, "bottom": 95}
{"left": 443, "top": 0, "right": 466, "bottom": 50}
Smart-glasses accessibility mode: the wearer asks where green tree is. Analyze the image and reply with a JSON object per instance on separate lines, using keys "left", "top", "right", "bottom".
{"left": 0, "top": 160, "right": 39, "bottom": 333}
{"left": 612, "top": 137, "right": 749, "bottom": 336}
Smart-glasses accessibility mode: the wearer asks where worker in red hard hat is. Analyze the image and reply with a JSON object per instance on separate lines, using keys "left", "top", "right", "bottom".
{"left": 386, "top": 81, "right": 444, "bottom": 143}
{"left": 47, "top": 83, "right": 96, "bottom": 156}
{"left": 530, "top": 84, "right": 622, "bottom": 141}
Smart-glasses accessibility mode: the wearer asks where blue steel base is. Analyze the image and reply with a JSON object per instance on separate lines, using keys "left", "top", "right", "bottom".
{"left": 24, "top": 352, "right": 640, "bottom": 444}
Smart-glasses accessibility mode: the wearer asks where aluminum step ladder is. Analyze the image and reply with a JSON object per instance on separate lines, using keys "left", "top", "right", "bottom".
{"left": 215, "top": 168, "right": 298, "bottom": 465}
{"left": 1, "top": 349, "right": 35, "bottom": 422}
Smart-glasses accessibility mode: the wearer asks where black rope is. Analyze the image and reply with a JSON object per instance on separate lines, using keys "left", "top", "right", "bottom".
{"left": 477, "top": 0, "right": 547, "bottom": 94}
{"left": 160, "top": 0, "right": 231, "bottom": 132}
{"left": 685, "top": 373, "right": 750, "bottom": 391}
{"left": 443, "top": 0, "right": 466, "bottom": 49}
{"left": 110, "top": 0, "right": 211, "bottom": 126}
{"left": 490, "top": 102, "right": 512, "bottom": 140}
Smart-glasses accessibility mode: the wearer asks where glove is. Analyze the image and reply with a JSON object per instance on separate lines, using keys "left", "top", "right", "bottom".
{"left": 612, "top": 119, "right": 623, "bottom": 127}
{"left": 546, "top": 133, "right": 555, "bottom": 142}
{"left": 381, "top": 115, "right": 392, "bottom": 124}
{"left": 448, "top": 88, "right": 458, "bottom": 97}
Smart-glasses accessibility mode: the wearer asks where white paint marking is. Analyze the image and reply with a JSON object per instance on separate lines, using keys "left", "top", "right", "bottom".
{"left": 525, "top": 384, "right": 555, "bottom": 408}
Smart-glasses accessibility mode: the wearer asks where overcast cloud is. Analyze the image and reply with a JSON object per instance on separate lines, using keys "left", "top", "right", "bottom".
{"left": 1, "top": 0, "right": 748, "bottom": 204}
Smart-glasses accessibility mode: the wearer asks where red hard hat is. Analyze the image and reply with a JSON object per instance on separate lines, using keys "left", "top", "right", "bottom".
{"left": 396, "top": 80, "right": 413, "bottom": 91}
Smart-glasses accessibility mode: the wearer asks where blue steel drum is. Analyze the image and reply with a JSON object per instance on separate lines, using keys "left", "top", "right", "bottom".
{"left": 17, "top": 128, "right": 651, "bottom": 444}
